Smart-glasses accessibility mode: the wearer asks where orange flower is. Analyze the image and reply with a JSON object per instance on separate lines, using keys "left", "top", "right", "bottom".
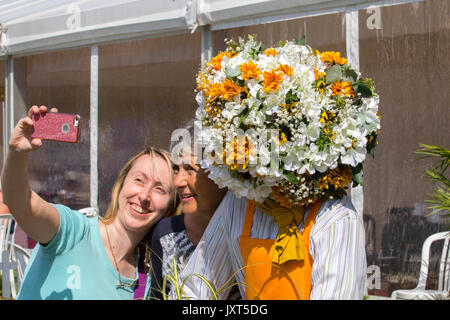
{"left": 240, "top": 60, "right": 262, "bottom": 81}
{"left": 277, "top": 64, "right": 294, "bottom": 76}
{"left": 319, "top": 51, "right": 347, "bottom": 65}
{"left": 314, "top": 68, "right": 325, "bottom": 80}
{"left": 330, "top": 80, "right": 354, "bottom": 97}
{"left": 264, "top": 48, "right": 278, "bottom": 57}
{"left": 208, "top": 51, "right": 233, "bottom": 71}
{"left": 263, "top": 70, "right": 284, "bottom": 93}
{"left": 220, "top": 79, "right": 243, "bottom": 101}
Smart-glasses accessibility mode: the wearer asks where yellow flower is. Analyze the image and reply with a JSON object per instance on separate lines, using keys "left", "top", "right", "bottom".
{"left": 320, "top": 111, "right": 336, "bottom": 124}
{"left": 262, "top": 70, "right": 284, "bottom": 93}
{"left": 278, "top": 132, "right": 288, "bottom": 145}
{"left": 316, "top": 80, "right": 327, "bottom": 95}
{"left": 264, "top": 48, "right": 278, "bottom": 57}
{"left": 319, "top": 166, "right": 352, "bottom": 191}
{"left": 240, "top": 60, "right": 262, "bottom": 81}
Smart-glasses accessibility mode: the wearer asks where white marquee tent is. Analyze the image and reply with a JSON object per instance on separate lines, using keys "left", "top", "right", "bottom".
{"left": 0, "top": 0, "right": 419, "bottom": 57}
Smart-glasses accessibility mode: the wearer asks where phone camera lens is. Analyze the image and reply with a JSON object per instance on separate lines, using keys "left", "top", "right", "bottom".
{"left": 62, "top": 123, "right": 70, "bottom": 134}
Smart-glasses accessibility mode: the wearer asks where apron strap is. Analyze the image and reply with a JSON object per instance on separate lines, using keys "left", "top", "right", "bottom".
{"left": 242, "top": 200, "right": 256, "bottom": 237}
{"left": 243, "top": 199, "right": 323, "bottom": 238}
{"left": 133, "top": 253, "right": 147, "bottom": 300}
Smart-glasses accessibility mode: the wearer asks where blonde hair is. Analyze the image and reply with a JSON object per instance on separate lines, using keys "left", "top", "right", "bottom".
{"left": 101, "top": 146, "right": 178, "bottom": 270}
{"left": 103, "top": 146, "right": 177, "bottom": 223}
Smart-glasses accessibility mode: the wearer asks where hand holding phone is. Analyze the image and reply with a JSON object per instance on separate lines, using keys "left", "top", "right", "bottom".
{"left": 31, "top": 112, "right": 81, "bottom": 143}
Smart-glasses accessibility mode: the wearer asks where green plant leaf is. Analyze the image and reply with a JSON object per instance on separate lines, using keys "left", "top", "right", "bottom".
{"left": 343, "top": 68, "right": 358, "bottom": 82}
{"left": 352, "top": 82, "right": 373, "bottom": 98}
{"left": 225, "top": 65, "right": 241, "bottom": 78}
{"left": 283, "top": 171, "right": 299, "bottom": 184}
{"left": 285, "top": 89, "right": 300, "bottom": 104}
{"left": 350, "top": 163, "right": 363, "bottom": 187}
{"left": 366, "top": 133, "right": 378, "bottom": 158}
{"left": 295, "top": 36, "right": 306, "bottom": 46}
{"left": 325, "top": 65, "right": 342, "bottom": 83}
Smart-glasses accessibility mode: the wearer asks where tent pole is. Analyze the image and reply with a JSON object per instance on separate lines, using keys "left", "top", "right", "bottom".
{"left": 90, "top": 46, "right": 98, "bottom": 209}
{"left": 346, "top": 9, "right": 364, "bottom": 217}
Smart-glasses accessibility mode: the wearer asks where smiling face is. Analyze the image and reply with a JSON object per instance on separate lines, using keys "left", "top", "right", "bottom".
{"left": 116, "top": 154, "right": 173, "bottom": 233}
{"left": 173, "top": 154, "right": 227, "bottom": 217}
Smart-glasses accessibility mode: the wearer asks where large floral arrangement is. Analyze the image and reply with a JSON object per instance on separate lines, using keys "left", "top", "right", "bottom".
{"left": 194, "top": 35, "right": 380, "bottom": 207}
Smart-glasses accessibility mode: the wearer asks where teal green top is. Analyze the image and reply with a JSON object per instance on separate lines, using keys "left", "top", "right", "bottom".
{"left": 17, "top": 204, "right": 150, "bottom": 300}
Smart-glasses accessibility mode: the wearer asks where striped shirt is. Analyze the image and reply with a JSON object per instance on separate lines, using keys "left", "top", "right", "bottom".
{"left": 176, "top": 191, "right": 367, "bottom": 300}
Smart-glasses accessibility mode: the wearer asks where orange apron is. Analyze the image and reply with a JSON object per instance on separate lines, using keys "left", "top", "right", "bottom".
{"left": 240, "top": 200, "right": 321, "bottom": 300}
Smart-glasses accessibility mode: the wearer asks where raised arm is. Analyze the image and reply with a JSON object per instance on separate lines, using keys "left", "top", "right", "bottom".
{"left": 1, "top": 105, "right": 60, "bottom": 244}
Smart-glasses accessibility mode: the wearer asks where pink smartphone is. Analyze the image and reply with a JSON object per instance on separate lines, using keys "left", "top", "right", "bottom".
{"left": 31, "top": 112, "right": 81, "bottom": 143}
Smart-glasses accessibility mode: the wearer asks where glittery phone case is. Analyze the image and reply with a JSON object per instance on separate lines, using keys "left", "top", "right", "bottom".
{"left": 31, "top": 112, "right": 81, "bottom": 143}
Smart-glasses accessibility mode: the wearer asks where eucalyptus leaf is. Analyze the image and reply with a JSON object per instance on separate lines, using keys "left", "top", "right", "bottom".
{"left": 225, "top": 65, "right": 241, "bottom": 78}
{"left": 325, "top": 65, "right": 342, "bottom": 83}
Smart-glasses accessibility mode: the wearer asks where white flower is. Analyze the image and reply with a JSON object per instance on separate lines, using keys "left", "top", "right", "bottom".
{"left": 341, "top": 146, "right": 367, "bottom": 167}
{"left": 244, "top": 107, "right": 265, "bottom": 127}
{"left": 195, "top": 105, "right": 207, "bottom": 121}
{"left": 195, "top": 38, "right": 380, "bottom": 205}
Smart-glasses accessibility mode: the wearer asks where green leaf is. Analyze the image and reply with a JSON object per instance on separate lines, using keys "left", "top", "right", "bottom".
{"left": 325, "top": 65, "right": 342, "bottom": 83}
{"left": 366, "top": 133, "right": 378, "bottom": 158}
{"left": 352, "top": 82, "right": 372, "bottom": 98}
{"left": 343, "top": 68, "right": 358, "bottom": 82}
{"left": 350, "top": 163, "right": 363, "bottom": 187}
{"left": 225, "top": 65, "right": 241, "bottom": 78}
{"left": 295, "top": 36, "right": 306, "bottom": 46}
{"left": 285, "top": 89, "right": 300, "bottom": 105}
{"left": 283, "top": 171, "right": 299, "bottom": 184}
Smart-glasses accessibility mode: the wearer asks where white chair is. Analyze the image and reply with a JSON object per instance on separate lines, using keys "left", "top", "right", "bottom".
{"left": 0, "top": 214, "right": 15, "bottom": 261}
{"left": 391, "top": 231, "right": 450, "bottom": 300}
{"left": 4, "top": 243, "right": 31, "bottom": 299}
{"left": 78, "top": 207, "right": 99, "bottom": 217}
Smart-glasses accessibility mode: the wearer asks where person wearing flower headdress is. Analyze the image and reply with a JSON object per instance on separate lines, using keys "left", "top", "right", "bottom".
{"left": 172, "top": 36, "right": 380, "bottom": 300}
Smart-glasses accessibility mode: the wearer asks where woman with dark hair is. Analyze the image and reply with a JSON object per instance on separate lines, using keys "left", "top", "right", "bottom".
{"left": 149, "top": 121, "right": 228, "bottom": 300}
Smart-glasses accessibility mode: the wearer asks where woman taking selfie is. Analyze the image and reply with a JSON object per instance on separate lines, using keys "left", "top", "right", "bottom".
{"left": 1, "top": 105, "right": 177, "bottom": 300}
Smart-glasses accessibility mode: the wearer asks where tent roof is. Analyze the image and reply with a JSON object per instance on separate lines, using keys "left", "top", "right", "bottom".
{"left": 0, "top": 0, "right": 418, "bottom": 57}
{"left": 0, "top": 0, "right": 196, "bottom": 56}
